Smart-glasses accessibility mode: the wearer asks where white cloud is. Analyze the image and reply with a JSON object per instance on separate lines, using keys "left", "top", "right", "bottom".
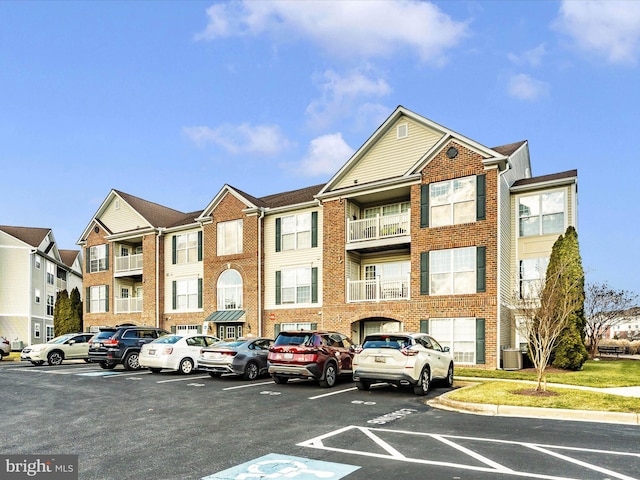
{"left": 292, "top": 133, "right": 354, "bottom": 177}
{"left": 555, "top": 0, "right": 640, "bottom": 63}
{"left": 305, "top": 69, "right": 391, "bottom": 130}
{"left": 508, "top": 44, "right": 546, "bottom": 67}
{"left": 195, "top": 0, "right": 469, "bottom": 64}
{"left": 183, "top": 123, "right": 292, "bottom": 156}
{"left": 507, "top": 74, "right": 550, "bottom": 101}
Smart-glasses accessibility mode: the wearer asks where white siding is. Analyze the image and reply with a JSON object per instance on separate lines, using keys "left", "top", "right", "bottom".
{"left": 101, "top": 197, "right": 149, "bottom": 234}
{"left": 0, "top": 245, "right": 31, "bottom": 314}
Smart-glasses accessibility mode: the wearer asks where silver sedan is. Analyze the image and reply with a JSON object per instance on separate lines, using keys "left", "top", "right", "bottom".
{"left": 199, "top": 337, "right": 274, "bottom": 380}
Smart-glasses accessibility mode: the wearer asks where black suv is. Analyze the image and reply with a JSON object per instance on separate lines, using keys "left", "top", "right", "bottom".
{"left": 88, "top": 325, "right": 169, "bottom": 370}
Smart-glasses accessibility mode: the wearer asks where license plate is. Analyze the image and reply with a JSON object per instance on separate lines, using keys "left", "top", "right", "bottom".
{"left": 374, "top": 356, "right": 386, "bottom": 363}
{"left": 149, "top": 349, "right": 155, "bottom": 355}
{"left": 284, "top": 353, "right": 294, "bottom": 360}
{"left": 93, "top": 343, "right": 102, "bottom": 348}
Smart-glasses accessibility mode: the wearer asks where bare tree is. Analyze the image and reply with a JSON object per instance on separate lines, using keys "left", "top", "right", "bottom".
{"left": 584, "top": 282, "right": 638, "bottom": 358}
{"left": 514, "top": 258, "right": 584, "bottom": 391}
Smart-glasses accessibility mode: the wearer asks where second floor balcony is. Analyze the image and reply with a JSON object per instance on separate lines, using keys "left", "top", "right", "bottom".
{"left": 114, "top": 297, "right": 143, "bottom": 314}
{"left": 114, "top": 253, "right": 143, "bottom": 276}
{"left": 347, "top": 276, "right": 410, "bottom": 303}
{"left": 347, "top": 211, "right": 410, "bottom": 248}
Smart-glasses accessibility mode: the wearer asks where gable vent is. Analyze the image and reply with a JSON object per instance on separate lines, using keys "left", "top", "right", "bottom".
{"left": 397, "top": 123, "right": 408, "bottom": 139}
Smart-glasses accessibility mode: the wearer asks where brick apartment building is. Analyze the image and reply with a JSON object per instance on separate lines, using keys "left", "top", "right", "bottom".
{"left": 78, "top": 106, "right": 578, "bottom": 369}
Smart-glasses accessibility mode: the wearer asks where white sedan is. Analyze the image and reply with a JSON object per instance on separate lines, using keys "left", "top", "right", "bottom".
{"left": 139, "top": 334, "right": 220, "bottom": 374}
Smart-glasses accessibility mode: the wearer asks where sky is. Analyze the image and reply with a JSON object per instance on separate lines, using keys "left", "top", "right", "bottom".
{"left": 1, "top": 0, "right": 639, "bottom": 295}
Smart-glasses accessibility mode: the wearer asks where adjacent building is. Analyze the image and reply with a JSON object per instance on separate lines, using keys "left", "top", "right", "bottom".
{"left": 0, "top": 226, "right": 83, "bottom": 348}
{"left": 78, "top": 106, "right": 578, "bottom": 369}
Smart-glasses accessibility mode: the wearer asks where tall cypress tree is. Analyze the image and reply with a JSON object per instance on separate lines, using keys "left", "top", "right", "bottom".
{"left": 53, "top": 290, "right": 72, "bottom": 336}
{"left": 69, "top": 287, "right": 83, "bottom": 333}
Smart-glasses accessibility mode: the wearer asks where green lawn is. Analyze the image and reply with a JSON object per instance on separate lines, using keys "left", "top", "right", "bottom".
{"left": 449, "top": 360, "right": 640, "bottom": 413}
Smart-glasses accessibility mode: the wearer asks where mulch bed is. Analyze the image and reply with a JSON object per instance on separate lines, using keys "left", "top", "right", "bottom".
{"left": 513, "top": 388, "right": 560, "bottom": 397}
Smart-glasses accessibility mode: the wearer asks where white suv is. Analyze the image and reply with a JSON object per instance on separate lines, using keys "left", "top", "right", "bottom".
{"left": 352, "top": 332, "right": 454, "bottom": 395}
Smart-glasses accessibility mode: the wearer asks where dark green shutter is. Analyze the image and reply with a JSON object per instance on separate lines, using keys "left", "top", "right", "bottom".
{"left": 310, "top": 323, "right": 318, "bottom": 330}
{"left": 311, "top": 267, "right": 318, "bottom": 303}
{"left": 104, "top": 245, "right": 109, "bottom": 270}
{"left": 171, "top": 325, "right": 176, "bottom": 334}
{"left": 420, "top": 319, "right": 429, "bottom": 333}
{"left": 197, "top": 231, "right": 203, "bottom": 261}
{"left": 172, "top": 281, "right": 177, "bottom": 310}
{"left": 420, "top": 252, "right": 429, "bottom": 295}
{"left": 172, "top": 236, "right": 177, "bottom": 264}
{"left": 86, "top": 287, "right": 90, "bottom": 313}
{"left": 105, "top": 285, "right": 109, "bottom": 312}
{"left": 274, "top": 324, "right": 281, "bottom": 337}
{"left": 420, "top": 184, "right": 429, "bottom": 228}
{"left": 275, "top": 271, "right": 281, "bottom": 305}
{"left": 197, "top": 325, "right": 202, "bottom": 334}
{"left": 275, "top": 218, "right": 281, "bottom": 252}
{"left": 476, "top": 318, "right": 486, "bottom": 364}
{"left": 311, "top": 212, "right": 318, "bottom": 248}
{"left": 198, "top": 278, "right": 203, "bottom": 309}
{"left": 476, "top": 174, "right": 486, "bottom": 221}
{"left": 476, "top": 246, "right": 486, "bottom": 293}
{"left": 85, "top": 249, "right": 90, "bottom": 273}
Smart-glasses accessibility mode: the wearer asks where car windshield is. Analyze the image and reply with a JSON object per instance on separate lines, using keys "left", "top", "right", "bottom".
{"left": 152, "top": 335, "right": 182, "bottom": 344}
{"left": 93, "top": 331, "right": 115, "bottom": 341}
{"left": 49, "top": 334, "right": 75, "bottom": 344}
{"left": 216, "top": 341, "right": 244, "bottom": 348}
{"left": 362, "top": 335, "right": 411, "bottom": 349}
{"left": 274, "top": 333, "right": 320, "bottom": 347}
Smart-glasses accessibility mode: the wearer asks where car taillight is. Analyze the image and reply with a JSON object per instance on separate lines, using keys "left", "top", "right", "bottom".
{"left": 354, "top": 346, "right": 363, "bottom": 354}
{"left": 103, "top": 339, "right": 119, "bottom": 346}
{"left": 400, "top": 347, "right": 418, "bottom": 356}
{"left": 162, "top": 347, "right": 173, "bottom": 355}
{"left": 221, "top": 351, "right": 236, "bottom": 356}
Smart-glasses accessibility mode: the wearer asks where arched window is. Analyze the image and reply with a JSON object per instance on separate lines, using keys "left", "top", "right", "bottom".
{"left": 217, "top": 270, "right": 242, "bottom": 310}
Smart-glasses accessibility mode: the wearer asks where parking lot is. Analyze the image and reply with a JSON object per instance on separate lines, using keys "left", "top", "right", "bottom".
{"left": 2, "top": 360, "right": 639, "bottom": 480}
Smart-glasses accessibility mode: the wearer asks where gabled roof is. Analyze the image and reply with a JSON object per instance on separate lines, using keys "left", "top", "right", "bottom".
{"left": 113, "top": 190, "right": 190, "bottom": 227}
{"left": 0, "top": 225, "right": 50, "bottom": 248}
{"left": 59, "top": 249, "right": 81, "bottom": 268}
{"left": 492, "top": 141, "right": 527, "bottom": 157}
{"left": 511, "top": 169, "right": 578, "bottom": 190}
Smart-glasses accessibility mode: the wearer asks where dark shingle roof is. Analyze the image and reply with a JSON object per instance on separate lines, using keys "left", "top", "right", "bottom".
{"left": 492, "top": 141, "right": 527, "bottom": 156}
{"left": 59, "top": 249, "right": 81, "bottom": 268}
{"left": 114, "top": 190, "right": 191, "bottom": 228}
{"left": 256, "top": 184, "right": 325, "bottom": 209}
{"left": 512, "top": 169, "right": 578, "bottom": 188}
{"left": 0, "top": 225, "right": 50, "bottom": 247}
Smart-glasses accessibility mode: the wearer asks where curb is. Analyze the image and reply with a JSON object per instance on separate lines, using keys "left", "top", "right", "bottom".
{"left": 428, "top": 383, "right": 640, "bottom": 425}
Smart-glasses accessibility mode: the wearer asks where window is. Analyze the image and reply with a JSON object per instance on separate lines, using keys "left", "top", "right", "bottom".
{"left": 89, "top": 245, "right": 108, "bottom": 272}
{"left": 430, "top": 176, "right": 476, "bottom": 227}
{"left": 172, "top": 278, "right": 202, "bottom": 311}
{"left": 281, "top": 213, "right": 311, "bottom": 250}
{"left": 217, "top": 220, "right": 243, "bottom": 256}
{"left": 173, "top": 232, "right": 201, "bottom": 264}
{"left": 121, "top": 288, "right": 129, "bottom": 299}
{"left": 519, "top": 257, "right": 549, "bottom": 298}
{"left": 218, "top": 324, "right": 242, "bottom": 340}
{"left": 430, "top": 247, "right": 476, "bottom": 295}
{"left": 34, "top": 256, "right": 41, "bottom": 269}
{"left": 280, "top": 267, "right": 311, "bottom": 304}
{"left": 217, "top": 270, "right": 242, "bottom": 310}
{"left": 46, "top": 262, "right": 55, "bottom": 285}
{"left": 34, "top": 323, "right": 40, "bottom": 339}
{"left": 90, "top": 285, "right": 108, "bottom": 313}
{"left": 519, "top": 191, "right": 565, "bottom": 237}
{"left": 35, "top": 289, "right": 41, "bottom": 304}
{"left": 363, "top": 202, "right": 410, "bottom": 219}
{"left": 46, "top": 295, "right": 54, "bottom": 316}
{"left": 280, "top": 322, "right": 314, "bottom": 331}
{"left": 430, "top": 317, "right": 477, "bottom": 364}
{"left": 46, "top": 325, "right": 54, "bottom": 342}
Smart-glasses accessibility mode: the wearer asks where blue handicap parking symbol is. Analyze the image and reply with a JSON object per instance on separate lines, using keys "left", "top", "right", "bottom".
{"left": 201, "top": 453, "right": 360, "bottom": 480}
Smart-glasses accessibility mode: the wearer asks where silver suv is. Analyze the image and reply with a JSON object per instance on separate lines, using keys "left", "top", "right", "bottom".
{"left": 352, "top": 332, "right": 454, "bottom": 395}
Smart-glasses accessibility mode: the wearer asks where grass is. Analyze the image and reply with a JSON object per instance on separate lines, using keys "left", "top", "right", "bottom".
{"left": 448, "top": 360, "right": 640, "bottom": 413}
{"left": 2, "top": 352, "right": 21, "bottom": 362}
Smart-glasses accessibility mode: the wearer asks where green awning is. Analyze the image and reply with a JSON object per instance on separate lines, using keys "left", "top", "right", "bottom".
{"left": 204, "top": 310, "right": 246, "bottom": 323}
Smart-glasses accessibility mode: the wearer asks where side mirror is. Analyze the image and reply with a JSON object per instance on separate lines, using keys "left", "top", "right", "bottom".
{"left": 68, "top": 340, "right": 76, "bottom": 345}
{"left": 443, "top": 346, "right": 450, "bottom": 352}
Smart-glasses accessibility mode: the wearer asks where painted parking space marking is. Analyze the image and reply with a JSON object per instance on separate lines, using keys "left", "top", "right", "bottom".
{"left": 75, "top": 371, "right": 122, "bottom": 377}
{"left": 308, "top": 387, "right": 357, "bottom": 400}
{"left": 155, "top": 375, "right": 210, "bottom": 384}
{"left": 201, "top": 453, "right": 359, "bottom": 480}
{"left": 298, "top": 426, "right": 640, "bottom": 480}
{"left": 222, "top": 380, "right": 275, "bottom": 391}
{"left": 102, "top": 370, "right": 151, "bottom": 378}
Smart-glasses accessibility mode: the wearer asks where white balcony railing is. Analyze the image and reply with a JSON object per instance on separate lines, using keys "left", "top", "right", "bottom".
{"left": 115, "top": 253, "right": 143, "bottom": 273}
{"left": 347, "top": 211, "right": 410, "bottom": 243}
{"left": 347, "top": 277, "right": 410, "bottom": 303}
{"left": 114, "top": 297, "right": 143, "bottom": 313}
{"left": 56, "top": 278, "right": 67, "bottom": 291}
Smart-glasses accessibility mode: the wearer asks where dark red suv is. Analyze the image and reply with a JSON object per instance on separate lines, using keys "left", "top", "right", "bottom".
{"left": 267, "top": 331, "right": 354, "bottom": 388}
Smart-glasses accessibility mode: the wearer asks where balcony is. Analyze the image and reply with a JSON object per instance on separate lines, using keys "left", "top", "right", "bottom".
{"left": 114, "top": 253, "right": 143, "bottom": 276}
{"left": 114, "top": 297, "right": 143, "bottom": 313}
{"left": 346, "top": 211, "right": 410, "bottom": 249}
{"left": 56, "top": 278, "right": 67, "bottom": 291}
{"left": 347, "top": 277, "right": 410, "bottom": 303}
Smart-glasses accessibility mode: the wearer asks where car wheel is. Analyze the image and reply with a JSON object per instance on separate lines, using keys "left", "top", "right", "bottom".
{"left": 123, "top": 352, "right": 140, "bottom": 371}
{"left": 31, "top": 361, "right": 45, "bottom": 366}
{"left": 318, "top": 361, "right": 337, "bottom": 388}
{"left": 47, "top": 351, "right": 63, "bottom": 366}
{"left": 445, "top": 363, "right": 454, "bottom": 387}
{"left": 99, "top": 361, "right": 116, "bottom": 370}
{"left": 149, "top": 368, "right": 162, "bottom": 373}
{"left": 272, "top": 375, "right": 289, "bottom": 384}
{"left": 413, "top": 366, "right": 431, "bottom": 396}
{"left": 208, "top": 372, "right": 222, "bottom": 378}
{"left": 355, "top": 380, "right": 371, "bottom": 391}
{"left": 178, "top": 358, "right": 194, "bottom": 375}
{"left": 243, "top": 361, "right": 259, "bottom": 380}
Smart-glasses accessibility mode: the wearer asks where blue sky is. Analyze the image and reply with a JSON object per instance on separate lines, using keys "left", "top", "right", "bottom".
{"left": 1, "top": 1, "right": 639, "bottom": 295}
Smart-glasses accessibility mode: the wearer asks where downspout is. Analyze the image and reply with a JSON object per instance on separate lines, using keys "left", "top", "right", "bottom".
{"left": 156, "top": 228, "right": 164, "bottom": 328}
{"left": 258, "top": 209, "right": 264, "bottom": 337}
{"left": 496, "top": 166, "right": 509, "bottom": 370}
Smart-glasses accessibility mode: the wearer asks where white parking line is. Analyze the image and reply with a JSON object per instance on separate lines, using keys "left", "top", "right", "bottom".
{"left": 308, "top": 387, "right": 357, "bottom": 400}
{"left": 223, "top": 380, "right": 274, "bottom": 391}
{"left": 103, "top": 370, "right": 152, "bottom": 378}
{"left": 155, "top": 375, "right": 210, "bottom": 384}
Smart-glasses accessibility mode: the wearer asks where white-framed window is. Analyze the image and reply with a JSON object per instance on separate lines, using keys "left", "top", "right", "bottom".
{"left": 430, "top": 247, "right": 476, "bottom": 295}
{"left": 90, "top": 245, "right": 108, "bottom": 272}
{"left": 430, "top": 317, "right": 476, "bottom": 364}
{"left": 34, "top": 256, "right": 41, "bottom": 269}
{"left": 397, "top": 123, "right": 408, "bottom": 139}
{"left": 175, "top": 232, "right": 199, "bottom": 264}
{"left": 218, "top": 324, "right": 242, "bottom": 339}
{"left": 34, "top": 323, "right": 41, "bottom": 339}
{"left": 363, "top": 202, "right": 410, "bottom": 219}
{"left": 35, "top": 288, "right": 41, "bottom": 304}
{"left": 46, "top": 261, "right": 55, "bottom": 285}
{"left": 174, "top": 278, "right": 200, "bottom": 311}
{"left": 281, "top": 267, "right": 312, "bottom": 304}
{"left": 217, "top": 270, "right": 242, "bottom": 310}
{"left": 280, "top": 322, "right": 313, "bottom": 331}
{"left": 90, "top": 285, "right": 108, "bottom": 313}
{"left": 176, "top": 324, "right": 199, "bottom": 335}
{"left": 518, "top": 191, "right": 565, "bottom": 237}
{"left": 46, "top": 295, "right": 54, "bottom": 316}
{"left": 281, "top": 213, "right": 311, "bottom": 251}
{"left": 430, "top": 176, "right": 476, "bottom": 227}
{"left": 46, "top": 325, "right": 54, "bottom": 342}
{"left": 519, "top": 257, "right": 549, "bottom": 299}
{"left": 217, "top": 220, "right": 243, "bottom": 256}
{"left": 121, "top": 288, "right": 129, "bottom": 299}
